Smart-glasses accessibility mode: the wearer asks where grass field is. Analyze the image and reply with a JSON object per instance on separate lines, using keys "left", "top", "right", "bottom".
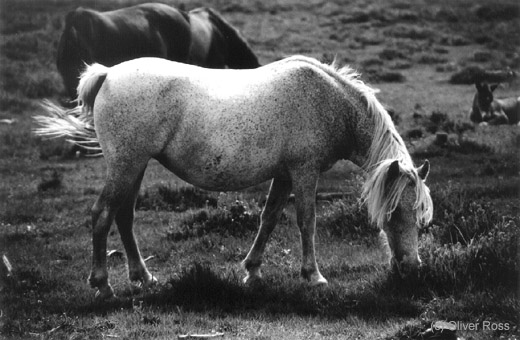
{"left": 1, "top": 0, "right": 519, "bottom": 339}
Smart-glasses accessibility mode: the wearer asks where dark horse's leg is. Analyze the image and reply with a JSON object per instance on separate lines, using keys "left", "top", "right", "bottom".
{"left": 114, "top": 168, "right": 156, "bottom": 287}
{"left": 242, "top": 176, "right": 292, "bottom": 283}
{"left": 88, "top": 158, "right": 149, "bottom": 299}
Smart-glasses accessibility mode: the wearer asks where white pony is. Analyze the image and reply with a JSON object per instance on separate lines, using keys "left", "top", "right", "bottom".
{"left": 35, "top": 56, "right": 433, "bottom": 299}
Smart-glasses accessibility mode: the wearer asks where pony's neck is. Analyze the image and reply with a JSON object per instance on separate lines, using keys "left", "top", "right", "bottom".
{"left": 348, "top": 98, "right": 410, "bottom": 171}
{"left": 348, "top": 108, "right": 377, "bottom": 168}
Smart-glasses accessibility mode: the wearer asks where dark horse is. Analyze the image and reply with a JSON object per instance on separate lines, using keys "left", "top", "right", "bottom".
{"left": 57, "top": 3, "right": 260, "bottom": 98}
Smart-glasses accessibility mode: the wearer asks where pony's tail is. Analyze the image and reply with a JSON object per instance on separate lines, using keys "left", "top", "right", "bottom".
{"left": 77, "top": 63, "right": 108, "bottom": 114}
{"left": 33, "top": 64, "right": 109, "bottom": 154}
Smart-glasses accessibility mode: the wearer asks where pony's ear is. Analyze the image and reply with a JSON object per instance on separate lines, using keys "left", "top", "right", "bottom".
{"left": 417, "top": 160, "right": 430, "bottom": 181}
{"left": 475, "top": 82, "right": 482, "bottom": 91}
{"left": 490, "top": 84, "right": 499, "bottom": 92}
{"left": 386, "top": 160, "right": 400, "bottom": 186}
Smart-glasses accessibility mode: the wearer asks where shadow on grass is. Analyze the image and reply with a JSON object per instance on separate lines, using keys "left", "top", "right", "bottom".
{"left": 70, "top": 262, "right": 423, "bottom": 321}
{"left": 65, "top": 255, "right": 517, "bottom": 326}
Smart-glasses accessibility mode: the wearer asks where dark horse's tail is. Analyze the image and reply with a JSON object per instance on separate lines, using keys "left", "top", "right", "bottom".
{"left": 205, "top": 8, "right": 260, "bottom": 69}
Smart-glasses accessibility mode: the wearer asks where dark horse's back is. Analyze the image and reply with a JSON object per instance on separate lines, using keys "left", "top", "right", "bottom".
{"left": 201, "top": 7, "right": 260, "bottom": 69}
{"left": 57, "top": 3, "right": 259, "bottom": 98}
{"left": 57, "top": 3, "right": 191, "bottom": 98}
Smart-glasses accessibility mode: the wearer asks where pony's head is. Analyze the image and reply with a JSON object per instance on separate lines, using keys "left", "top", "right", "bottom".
{"left": 363, "top": 158, "right": 432, "bottom": 276}
{"left": 475, "top": 82, "right": 498, "bottom": 119}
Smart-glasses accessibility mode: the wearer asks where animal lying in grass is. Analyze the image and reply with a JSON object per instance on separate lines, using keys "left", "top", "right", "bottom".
{"left": 469, "top": 82, "right": 520, "bottom": 125}
{"left": 34, "top": 56, "right": 433, "bottom": 300}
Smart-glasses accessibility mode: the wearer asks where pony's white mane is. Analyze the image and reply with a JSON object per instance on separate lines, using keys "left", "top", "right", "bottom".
{"left": 288, "top": 56, "right": 433, "bottom": 228}
{"left": 336, "top": 63, "right": 433, "bottom": 228}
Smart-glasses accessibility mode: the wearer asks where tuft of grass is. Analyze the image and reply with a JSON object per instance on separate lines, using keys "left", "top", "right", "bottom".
{"left": 37, "top": 168, "right": 64, "bottom": 192}
{"left": 378, "top": 48, "right": 408, "bottom": 61}
{"left": 474, "top": 3, "right": 520, "bottom": 21}
{"left": 167, "top": 199, "right": 261, "bottom": 241}
{"left": 372, "top": 217, "right": 518, "bottom": 305}
{"left": 0, "top": 90, "right": 35, "bottom": 114}
{"left": 427, "top": 181, "right": 516, "bottom": 246}
{"left": 418, "top": 218, "right": 518, "bottom": 292}
{"left": 137, "top": 185, "right": 218, "bottom": 212}
{"left": 363, "top": 67, "right": 406, "bottom": 83}
{"left": 416, "top": 53, "right": 448, "bottom": 65}
{"left": 0, "top": 194, "right": 53, "bottom": 225}
{"left": 318, "top": 199, "right": 379, "bottom": 245}
{"left": 384, "top": 24, "right": 434, "bottom": 40}
{"left": 37, "top": 137, "right": 79, "bottom": 160}
{"left": 425, "top": 110, "right": 474, "bottom": 135}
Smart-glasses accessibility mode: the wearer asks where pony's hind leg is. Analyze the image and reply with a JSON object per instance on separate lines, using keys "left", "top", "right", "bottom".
{"left": 114, "top": 168, "right": 156, "bottom": 288}
{"left": 242, "top": 177, "right": 292, "bottom": 283}
{"left": 291, "top": 169, "right": 327, "bottom": 286}
{"left": 88, "top": 162, "right": 148, "bottom": 299}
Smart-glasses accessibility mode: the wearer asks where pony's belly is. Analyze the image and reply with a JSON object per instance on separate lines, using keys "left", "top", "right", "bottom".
{"left": 158, "top": 145, "right": 281, "bottom": 192}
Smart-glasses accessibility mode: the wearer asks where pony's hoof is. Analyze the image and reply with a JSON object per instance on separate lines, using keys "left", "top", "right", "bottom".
{"left": 242, "top": 265, "right": 262, "bottom": 285}
{"left": 94, "top": 285, "right": 115, "bottom": 300}
{"left": 309, "top": 275, "right": 328, "bottom": 287}
{"left": 243, "top": 273, "right": 262, "bottom": 285}
{"left": 301, "top": 268, "right": 328, "bottom": 286}
{"left": 130, "top": 270, "right": 158, "bottom": 287}
{"left": 142, "top": 275, "right": 158, "bottom": 288}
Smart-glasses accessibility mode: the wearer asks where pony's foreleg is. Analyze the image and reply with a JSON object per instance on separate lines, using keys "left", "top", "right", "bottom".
{"left": 242, "top": 177, "right": 292, "bottom": 283}
{"left": 114, "top": 169, "right": 156, "bottom": 288}
{"left": 292, "top": 170, "right": 327, "bottom": 286}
